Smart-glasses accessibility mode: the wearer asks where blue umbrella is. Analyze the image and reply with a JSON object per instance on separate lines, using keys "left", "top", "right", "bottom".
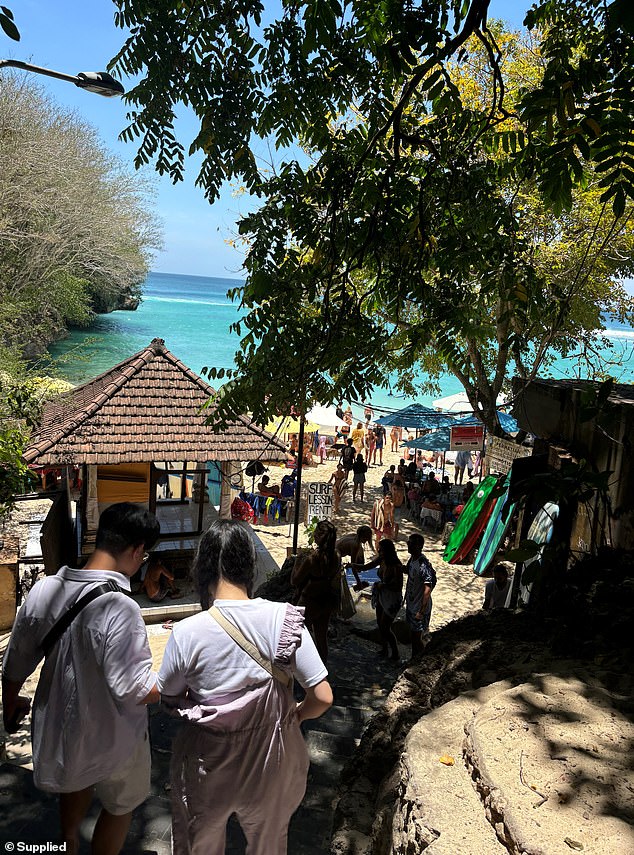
{"left": 404, "top": 411, "right": 518, "bottom": 450}
{"left": 406, "top": 428, "right": 452, "bottom": 451}
{"left": 375, "top": 403, "right": 455, "bottom": 430}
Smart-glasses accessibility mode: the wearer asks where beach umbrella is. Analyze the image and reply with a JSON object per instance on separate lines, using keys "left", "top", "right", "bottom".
{"left": 265, "top": 415, "right": 320, "bottom": 435}
{"left": 432, "top": 391, "right": 507, "bottom": 413}
{"left": 305, "top": 405, "right": 344, "bottom": 434}
{"left": 406, "top": 428, "right": 452, "bottom": 451}
{"left": 375, "top": 403, "right": 455, "bottom": 430}
{"left": 404, "top": 412, "right": 519, "bottom": 450}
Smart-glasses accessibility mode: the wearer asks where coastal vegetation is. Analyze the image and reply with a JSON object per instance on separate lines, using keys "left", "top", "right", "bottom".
{"left": 110, "top": 0, "right": 634, "bottom": 433}
{"left": 0, "top": 74, "right": 161, "bottom": 366}
{"left": 0, "top": 70, "right": 160, "bottom": 519}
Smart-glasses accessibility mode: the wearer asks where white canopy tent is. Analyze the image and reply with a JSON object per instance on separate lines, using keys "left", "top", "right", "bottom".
{"left": 432, "top": 391, "right": 507, "bottom": 413}
{"left": 306, "top": 404, "right": 368, "bottom": 434}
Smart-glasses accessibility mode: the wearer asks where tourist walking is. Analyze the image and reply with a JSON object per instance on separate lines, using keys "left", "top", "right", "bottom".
{"left": 292, "top": 519, "right": 341, "bottom": 663}
{"left": 374, "top": 424, "right": 386, "bottom": 465}
{"left": 365, "top": 428, "right": 376, "bottom": 465}
{"left": 391, "top": 469, "right": 406, "bottom": 509}
{"left": 2, "top": 503, "right": 160, "bottom": 855}
{"left": 404, "top": 533, "right": 437, "bottom": 658}
{"left": 454, "top": 449, "right": 473, "bottom": 484}
{"left": 340, "top": 438, "right": 356, "bottom": 478}
{"left": 159, "top": 520, "right": 333, "bottom": 855}
{"left": 390, "top": 425, "right": 400, "bottom": 452}
{"left": 351, "top": 421, "right": 365, "bottom": 453}
{"left": 352, "top": 453, "right": 368, "bottom": 502}
{"left": 328, "top": 463, "right": 347, "bottom": 513}
{"left": 370, "top": 493, "right": 398, "bottom": 552}
{"left": 367, "top": 540, "right": 404, "bottom": 660}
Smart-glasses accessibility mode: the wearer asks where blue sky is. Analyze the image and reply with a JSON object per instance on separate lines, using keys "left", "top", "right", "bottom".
{"left": 1, "top": 2, "right": 580, "bottom": 279}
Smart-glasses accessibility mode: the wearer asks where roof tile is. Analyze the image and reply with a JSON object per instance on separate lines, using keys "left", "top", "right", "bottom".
{"left": 25, "top": 338, "right": 286, "bottom": 465}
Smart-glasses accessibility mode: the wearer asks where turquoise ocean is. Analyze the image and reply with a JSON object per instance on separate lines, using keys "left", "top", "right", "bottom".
{"left": 48, "top": 271, "right": 634, "bottom": 413}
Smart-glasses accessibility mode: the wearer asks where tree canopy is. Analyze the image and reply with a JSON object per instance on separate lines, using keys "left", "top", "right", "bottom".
{"left": 110, "top": 0, "right": 634, "bottom": 430}
{"left": 0, "top": 74, "right": 162, "bottom": 364}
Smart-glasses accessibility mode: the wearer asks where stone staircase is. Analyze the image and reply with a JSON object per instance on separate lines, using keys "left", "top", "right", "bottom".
{"left": 0, "top": 602, "right": 398, "bottom": 854}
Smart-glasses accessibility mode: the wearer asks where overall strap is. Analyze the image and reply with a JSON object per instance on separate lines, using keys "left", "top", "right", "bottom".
{"left": 41, "top": 580, "right": 124, "bottom": 656}
{"left": 208, "top": 605, "right": 292, "bottom": 688}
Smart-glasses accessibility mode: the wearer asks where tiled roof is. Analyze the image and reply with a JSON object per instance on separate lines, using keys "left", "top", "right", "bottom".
{"left": 24, "top": 339, "right": 286, "bottom": 465}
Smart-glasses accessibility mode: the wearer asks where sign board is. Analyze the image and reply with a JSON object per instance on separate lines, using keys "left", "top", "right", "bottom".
{"left": 450, "top": 425, "right": 485, "bottom": 451}
{"left": 305, "top": 482, "right": 334, "bottom": 522}
{"left": 488, "top": 436, "right": 532, "bottom": 474}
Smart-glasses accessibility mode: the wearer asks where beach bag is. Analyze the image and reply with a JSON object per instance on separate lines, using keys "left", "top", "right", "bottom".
{"left": 231, "top": 497, "right": 254, "bottom": 522}
{"left": 338, "top": 572, "right": 357, "bottom": 620}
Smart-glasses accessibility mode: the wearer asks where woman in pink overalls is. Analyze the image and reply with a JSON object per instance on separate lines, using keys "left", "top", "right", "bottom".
{"left": 158, "top": 520, "right": 333, "bottom": 855}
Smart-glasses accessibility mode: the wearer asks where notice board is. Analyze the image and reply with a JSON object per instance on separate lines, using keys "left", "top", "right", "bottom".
{"left": 305, "top": 482, "right": 334, "bottom": 522}
{"left": 450, "top": 425, "right": 485, "bottom": 451}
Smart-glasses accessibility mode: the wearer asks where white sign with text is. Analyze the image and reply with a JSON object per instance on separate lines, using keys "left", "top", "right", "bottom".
{"left": 305, "top": 482, "right": 334, "bottom": 521}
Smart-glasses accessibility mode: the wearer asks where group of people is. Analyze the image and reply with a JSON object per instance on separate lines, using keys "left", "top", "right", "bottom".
{"left": 2, "top": 504, "right": 333, "bottom": 855}
{"left": 292, "top": 520, "right": 437, "bottom": 667}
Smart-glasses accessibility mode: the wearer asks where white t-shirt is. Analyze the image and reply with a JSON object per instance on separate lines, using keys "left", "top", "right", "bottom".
{"left": 483, "top": 578, "right": 511, "bottom": 610}
{"left": 158, "top": 598, "right": 327, "bottom": 702}
{"left": 2, "top": 567, "right": 155, "bottom": 792}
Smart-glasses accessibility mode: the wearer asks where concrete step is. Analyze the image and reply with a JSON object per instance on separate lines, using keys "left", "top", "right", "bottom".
{"left": 306, "top": 728, "right": 360, "bottom": 759}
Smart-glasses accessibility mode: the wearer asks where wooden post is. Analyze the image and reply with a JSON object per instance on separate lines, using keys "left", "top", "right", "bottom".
{"left": 292, "top": 412, "right": 306, "bottom": 555}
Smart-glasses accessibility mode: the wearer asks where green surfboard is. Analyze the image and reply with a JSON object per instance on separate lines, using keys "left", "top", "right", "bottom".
{"left": 473, "top": 474, "right": 516, "bottom": 577}
{"left": 443, "top": 475, "right": 498, "bottom": 565}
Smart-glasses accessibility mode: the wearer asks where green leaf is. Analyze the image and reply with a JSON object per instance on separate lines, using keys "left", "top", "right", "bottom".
{"left": 505, "top": 540, "right": 541, "bottom": 563}
{"left": 0, "top": 11, "right": 19, "bottom": 40}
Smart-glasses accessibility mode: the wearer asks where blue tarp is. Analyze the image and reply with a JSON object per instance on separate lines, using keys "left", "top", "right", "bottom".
{"left": 404, "top": 412, "right": 519, "bottom": 450}
{"left": 375, "top": 403, "right": 455, "bottom": 429}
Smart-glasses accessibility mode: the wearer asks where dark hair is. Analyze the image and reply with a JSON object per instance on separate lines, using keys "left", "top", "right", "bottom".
{"left": 194, "top": 519, "right": 256, "bottom": 609}
{"left": 378, "top": 538, "right": 400, "bottom": 565}
{"left": 95, "top": 502, "right": 160, "bottom": 556}
{"left": 313, "top": 519, "right": 337, "bottom": 561}
{"left": 357, "top": 525, "right": 373, "bottom": 541}
{"left": 347, "top": 438, "right": 353, "bottom": 446}
{"left": 408, "top": 533, "right": 425, "bottom": 550}
{"left": 493, "top": 563, "right": 508, "bottom": 578}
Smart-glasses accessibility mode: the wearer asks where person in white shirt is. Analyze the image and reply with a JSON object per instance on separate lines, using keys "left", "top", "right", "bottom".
{"left": 2, "top": 502, "right": 160, "bottom": 855}
{"left": 159, "top": 519, "right": 332, "bottom": 855}
{"left": 483, "top": 564, "right": 512, "bottom": 610}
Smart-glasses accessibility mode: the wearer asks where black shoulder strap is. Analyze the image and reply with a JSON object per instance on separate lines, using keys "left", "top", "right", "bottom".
{"left": 41, "top": 580, "right": 124, "bottom": 657}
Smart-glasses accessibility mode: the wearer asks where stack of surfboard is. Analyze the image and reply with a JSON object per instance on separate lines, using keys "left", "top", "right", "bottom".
{"left": 443, "top": 474, "right": 515, "bottom": 573}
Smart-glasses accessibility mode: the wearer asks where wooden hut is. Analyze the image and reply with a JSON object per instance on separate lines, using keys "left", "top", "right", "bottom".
{"left": 23, "top": 338, "right": 285, "bottom": 566}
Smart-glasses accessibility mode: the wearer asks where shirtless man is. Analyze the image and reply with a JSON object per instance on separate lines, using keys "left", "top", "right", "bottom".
{"left": 336, "top": 526, "right": 374, "bottom": 590}
{"left": 257, "top": 475, "right": 280, "bottom": 496}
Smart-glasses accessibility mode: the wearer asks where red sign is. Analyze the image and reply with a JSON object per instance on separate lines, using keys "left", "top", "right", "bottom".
{"left": 450, "top": 425, "right": 484, "bottom": 451}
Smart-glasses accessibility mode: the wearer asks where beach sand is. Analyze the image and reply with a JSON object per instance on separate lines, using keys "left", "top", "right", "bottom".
{"left": 250, "top": 446, "right": 486, "bottom": 632}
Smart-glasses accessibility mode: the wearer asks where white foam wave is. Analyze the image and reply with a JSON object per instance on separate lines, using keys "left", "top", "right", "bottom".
{"left": 145, "top": 296, "right": 234, "bottom": 308}
{"left": 598, "top": 328, "right": 634, "bottom": 341}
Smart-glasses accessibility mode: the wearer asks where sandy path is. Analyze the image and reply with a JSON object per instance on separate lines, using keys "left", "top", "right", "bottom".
{"left": 249, "top": 446, "right": 486, "bottom": 632}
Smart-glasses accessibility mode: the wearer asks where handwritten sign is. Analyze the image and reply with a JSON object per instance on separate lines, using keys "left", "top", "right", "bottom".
{"left": 488, "top": 436, "right": 532, "bottom": 474}
{"left": 305, "top": 482, "right": 334, "bottom": 522}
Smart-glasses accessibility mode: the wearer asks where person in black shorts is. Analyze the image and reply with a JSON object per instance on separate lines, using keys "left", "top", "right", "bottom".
{"left": 340, "top": 438, "right": 356, "bottom": 478}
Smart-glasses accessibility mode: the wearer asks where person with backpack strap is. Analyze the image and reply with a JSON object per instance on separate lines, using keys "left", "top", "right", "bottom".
{"left": 2, "top": 502, "right": 160, "bottom": 855}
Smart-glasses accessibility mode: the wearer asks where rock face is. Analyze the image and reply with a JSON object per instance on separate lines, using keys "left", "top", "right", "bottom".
{"left": 332, "top": 610, "right": 544, "bottom": 854}
{"left": 331, "top": 593, "right": 634, "bottom": 855}
{"left": 465, "top": 674, "right": 634, "bottom": 855}
{"left": 393, "top": 686, "right": 510, "bottom": 854}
